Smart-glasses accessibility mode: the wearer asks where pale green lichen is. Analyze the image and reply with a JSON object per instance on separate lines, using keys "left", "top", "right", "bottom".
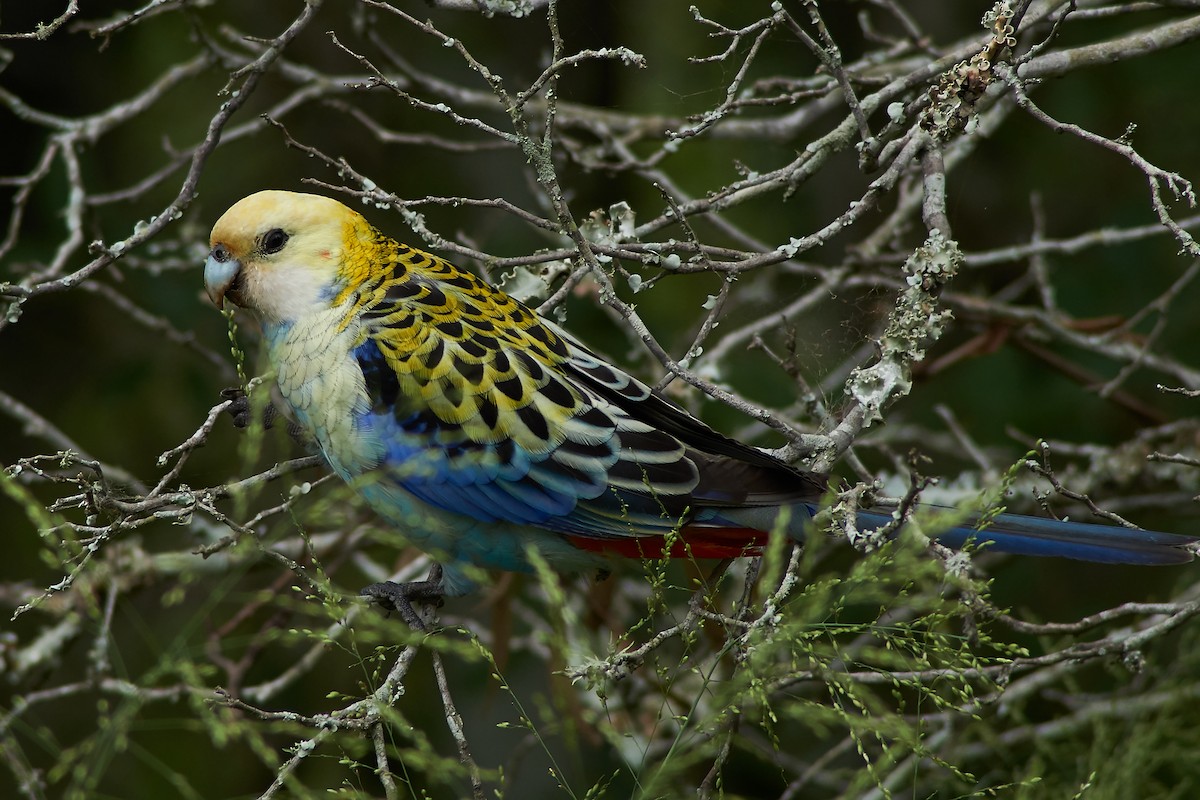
{"left": 846, "top": 230, "right": 962, "bottom": 426}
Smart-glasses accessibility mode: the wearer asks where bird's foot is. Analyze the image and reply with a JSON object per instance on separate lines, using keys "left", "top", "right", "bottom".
{"left": 220, "top": 387, "right": 309, "bottom": 445}
{"left": 360, "top": 565, "right": 445, "bottom": 630}
{"left": 220, "top": 387, "right": 253, "bottom": 429}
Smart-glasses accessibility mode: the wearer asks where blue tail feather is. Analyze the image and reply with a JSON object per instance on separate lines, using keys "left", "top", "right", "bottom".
{"left": 853, "top": 508, "right": 1196, "bottom": 566}
{"left": 696, "top": 502, "right": 1195, "bottom": 565}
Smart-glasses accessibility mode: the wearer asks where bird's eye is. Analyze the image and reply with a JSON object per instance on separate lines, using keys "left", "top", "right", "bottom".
{"left": 261, "top": 228, "right": 289, "bottom": 255}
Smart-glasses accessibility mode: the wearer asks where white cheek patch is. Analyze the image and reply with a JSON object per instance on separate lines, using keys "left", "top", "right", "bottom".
{"left": 247, "top": 260, "right": 336, "bottom": 323}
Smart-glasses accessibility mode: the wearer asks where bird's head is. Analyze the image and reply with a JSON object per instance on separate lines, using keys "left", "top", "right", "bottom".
{"left": 205, "top": 190, "right": 378, "bottom": 323}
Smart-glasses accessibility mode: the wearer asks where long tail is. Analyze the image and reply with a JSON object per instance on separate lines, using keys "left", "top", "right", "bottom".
{"left": 695, "top": 503, "right": 1196, "bottom": 565}
{"left": 853, "top": 507, "right": 1196, "bottom": 566}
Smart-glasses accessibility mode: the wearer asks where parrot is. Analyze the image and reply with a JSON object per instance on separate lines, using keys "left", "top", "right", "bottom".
{"left": 203, "top": 190, "right": 1196, "bottom": 617}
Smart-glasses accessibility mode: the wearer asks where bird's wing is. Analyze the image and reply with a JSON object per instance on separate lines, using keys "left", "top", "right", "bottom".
{"left": 352, "top": 249, "right": 824, "bottom": 544}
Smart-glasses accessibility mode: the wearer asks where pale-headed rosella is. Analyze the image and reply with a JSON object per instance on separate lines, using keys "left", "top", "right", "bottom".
{"left": 203, "top": 190, "right": 1196, "bottom": 617}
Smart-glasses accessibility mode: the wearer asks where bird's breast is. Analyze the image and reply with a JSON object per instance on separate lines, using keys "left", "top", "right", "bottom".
{"left": 264, "top": 310, "right": 383, "bottom": 476}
